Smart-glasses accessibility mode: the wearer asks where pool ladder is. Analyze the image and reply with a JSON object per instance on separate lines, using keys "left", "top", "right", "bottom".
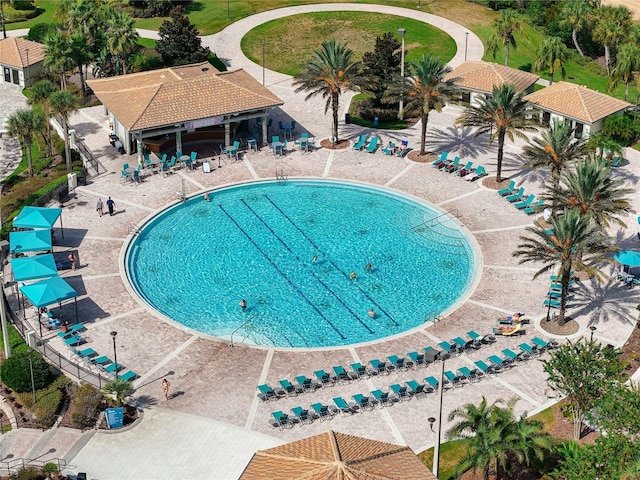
{"left": 424, "top": 312, "right": 443, "bottom": 323}
{"left": 275, "top": 169, "right": 288, "bottom": 184}
{"left": 229, "top": 314, "right": 258, "bottom": 347}
{"left": 128, "top": 223, "right": 140, "bottom": 235}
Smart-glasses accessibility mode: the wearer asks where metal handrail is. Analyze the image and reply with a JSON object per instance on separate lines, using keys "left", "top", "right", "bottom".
{"left": 0, "top": 456, "right": 67, "bottom": 475}
{"left": 74, "top": 137, "right": 100, "bottom": 176}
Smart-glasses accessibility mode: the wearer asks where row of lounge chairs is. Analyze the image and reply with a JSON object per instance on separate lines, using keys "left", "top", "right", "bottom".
{"left": 497, "top": 180, "right": 545, "bottom": 215}
{"left": 70, "top": 345, "right": 138, "bottom": 382}
{"left": 544, "top": 275, "right": 578, "bottom": 308}
{"left": 432, "top": 152, "right": 487, "bottom": 181}
{"left": 268, "top": 337, "right": 560, "bottom": 428}
{"left": 257, "top": 330, "right": 498, "bottom": 401}
{"left": 352, "top": 134, "right": 381, "bottom": 154}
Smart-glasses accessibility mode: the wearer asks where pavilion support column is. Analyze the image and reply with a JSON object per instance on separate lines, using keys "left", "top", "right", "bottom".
{"left": 262, "top": 115, "right": 268, "bottom": 147}
{"left": 176, "top": 130, "right": 182, "bottom": 154}
{"left": 136, "top": 139, "right": 143, "bottom": 165}
{"left": 224, "top": 123, "right": 231, "bottom": 148}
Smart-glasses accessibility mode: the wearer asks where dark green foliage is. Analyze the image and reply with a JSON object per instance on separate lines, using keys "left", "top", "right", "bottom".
{"left": 602, "top": 115, "right": 634, "bottom": 143}
{"left": 0, "top": 350, "right": 53, "bottom": 393}
{"left": 129, "top": 0, "right": 193, "bottom": 18}
{"left": 360, "top": 32, "right": 401, "bottom": 108}
{"left": 71, "top": 383, "right": 103, "bottom": 429}
{"left": 10, "top": 0, "right": 34, "bottom": 10}
{"left": 354, "top": 97, "right": 397, "bottom": 124}
{"left": 155, "top": 6, "right": 211, "bottom": 67}
{"left": 8, "top": 466, "right": 44, "bottom": 480}
{"left": 0, "top": 322, "right": 29, "bottom": 355}
{"left": 130, "top": 52, "right": 164, "bottom": 73}
{"left": 26, "top": 23, "right": 56, "bottom": 43}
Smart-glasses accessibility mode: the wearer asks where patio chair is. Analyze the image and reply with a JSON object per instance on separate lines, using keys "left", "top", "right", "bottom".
{"left": 295, "top": 375, "right": 320, "bottom": 391}
{"left": 497, "top": 180, "right": 516, "bottom": 196}
{"left": 452, "top": 336, "right": 474, "bottom": 351}
{"left": 371, "top": 389, "right": 393, "bottom": 407}
{"left": 474, "top": 360, "right": 496, "bottom": 376}
{"left": 279, "top": 379, "right": 303, "bottom": 396}
{"left": 424, "top": 376, "right": 440, "bottom": 391}
{"left": 383, "top": 142, "right": 396, "bottom": 155}
{"left": 524, "top": 199, "right": 545, "bottom": 215}
{"left": 310, "top": 402, "right": 334, "bottom": 421}
{"left": 333, "top": 365, "right": 355, "bottom": 382}
{"left": 464, "top": 165, "right": 487, "bottom": 181}
{"left": 369, "top": 359, "right": 393, "bottom": 375}
{"left": 390, "top": 383, "right": 411, "bottom": 401}
{"left": 90, "top": 355, "right": 111, "bottom": 367}
{"left": 406, "top": 379, "right": 431, "bottom": 397}
{"left": 456, "top": 161, "right": 474, "bottom": 177}
{"left": 432, "top": 152, "right": 448, "bottom": 167}
{"left": 72, "top": 347, "right": 97, "bottom": 360}
{"left": 438, "top": 341, "right": 460, "bottom": 356}
{"left": 444, "top": 370, "right": 463, "bottom": 388}
{"left": 519, "top": 343, "right": 535, "bottom": 356}
{"left": 257, "top": 384, "right": 284, "bottom": 401}
{"left": 488, "top": 354, "right": 511, "bottom": 370}
{"left": 333, "top": 396, "right": 356, "bottom": 414}
{"left": 291, "top": 406, "right": 313, "bottom": 425}
{"left": 444, "top": 157, "right": 460, "bottom": 173}
{"left": 503, "top": 348, "right": 530, "bottom": 362}
{"left": 272, "top": 136, "right": 280, "bottom": 144}
{"left": 144, "top": 153, "right": 153, "bottom": 169}
{"left": 119, "top": 370, "right": 138, "bottom": 382}
{"left": 531, "top": 337, "right": 551, "bottom": 352}
{"left": 350, "top": 362, "right": 370, "bottom": 379}
{"left": 314, "top": 369, "right": 336, "bottom": 387}
{"left": 457, "top": 366, "right": 482, "bottom": 383}
{"left": 103, "top": 362, "right": 124, "bottom": 375}
{"left": 366, "top": 136, "right": 379, "bottom": 153}
{"left": 514, "top": 194, "right": 536, "bottom": 210}
{"left": 57, "top": 324, "right": 85, "bottom": 338}
{"left": 160, "top": 153, "right": 167, "bottom": 163}
{"left": 270, "top": 410, "right": 292, "bottom": 429}
{"left": 407, "top": 351, "right": 426, "bottom": 367}
{"left": 506, "top": 187, "right": 525, "bottom": 203}
{"left": 352, "top": 134, "right": 368, "bottom": 150}
{"left": 396, "top": 140, "right": 409, "bottom": 157}
{"left": 63, "top": 335, "right": 83, "bottom": 346}
{"left": 387, "top": 355, "right": 409, "bottom": 371}
{"left": 352, "top": 393, "right": 375, "bottom": 412}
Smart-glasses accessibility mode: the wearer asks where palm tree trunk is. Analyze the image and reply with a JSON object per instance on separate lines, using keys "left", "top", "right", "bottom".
{"left": 505, "top": 43, "right": 510, "bottom": 67}
{"left": 625, "top": 81, "right": 629, "bottom": 102}
{"left": 26, "top": 140, "right": 33, "bottom": 177}
{"left": 62, "top": 119, "right": 72, "bottom": 173}
{"left": 558, "top": 266, "right": 571, "bottom": 325}
{"left": 496, "top": 128, "right": 506, "bottom": 183}
{"left": 572, "top": 28, "right": 585, "bottom": 58}
{"left": 331, "top": 92, "right": 339, "bottom": 142}
{"left": 604, "top": 44, "right": 611, "bottom": 76}
{"left": 79, "top": 67, "right": 86, "bottom": 96}
{"left": 549, "top": 68, "right": 554, "bottom": 85}
{"left": 419, "top": 112, "right": 429, "bottom": 155}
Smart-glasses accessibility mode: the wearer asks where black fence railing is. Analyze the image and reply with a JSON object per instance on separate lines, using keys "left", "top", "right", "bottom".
{"left": 75, "top": 137, "right": 100, "bottom": 177}
{"left": 0, "top": 457, "right": 67, "bottom": 476}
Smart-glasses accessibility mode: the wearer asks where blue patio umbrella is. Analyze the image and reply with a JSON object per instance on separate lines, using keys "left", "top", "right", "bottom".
{"left": 11, "top": 254, "right": 58, "bottom": 282}
{"left": 19, "top": 276, "right": 78, "bottom": 334}
{"left": 13, "top": 206, "right": 64, "bottom": 238}
{"left": 9, "top": 229, "right": 52, "bottom": 253}
{"left": 614, "top": 250, "right": 640, "bottom": 273}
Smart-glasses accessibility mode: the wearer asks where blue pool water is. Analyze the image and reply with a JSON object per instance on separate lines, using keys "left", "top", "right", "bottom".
{"left": 126, "top": 180, "right": 476, "bottom": 348}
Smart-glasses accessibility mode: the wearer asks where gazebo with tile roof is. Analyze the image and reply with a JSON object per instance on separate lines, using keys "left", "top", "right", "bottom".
{"left": 87, "top": 62, "right": 284, "bottom": 158}
{"left": 0, "top": 37, "right": 45, "bottom": 88}
{"left": 524, "top": 81, "right": 631, "bottom": 137}
{"left": 445, "top": 61, "right": 539, "bottom": 107}
{"left": 239, "top": 430, "right": 437, "bottom": 480}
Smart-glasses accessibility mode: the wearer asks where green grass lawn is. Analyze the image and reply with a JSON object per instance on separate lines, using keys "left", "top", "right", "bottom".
{"left": 419, "top": 438, "right": 469, "bottom": 480}
{"left": 4, "top": 0, "right": 58, "bottom": 30}
{"left": 241, "top": 11, "right": 456, "bottom": 77}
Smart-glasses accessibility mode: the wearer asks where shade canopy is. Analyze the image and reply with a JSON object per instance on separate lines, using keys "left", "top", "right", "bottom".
{"left": 9, "top": 229, "right": 52, "bottom": 253}
{"left": 11, "top": 254, "right": 58, "bottom": 282}
{"left": 20, "top": 275, "right": 77, "bottom": 308}
{"left": 13, "top": 206, "right": 62, "bottom": 229}
{"left": 614, "top": 251, "right": 640, "bottom": 268}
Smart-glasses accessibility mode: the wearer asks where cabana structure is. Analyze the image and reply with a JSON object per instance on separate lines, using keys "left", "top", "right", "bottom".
{"left": 0, "top": 37, "right": 45, "bottom": 88}
{"left": 13, "top": 206, "right": 64, "bottom": 238}
{"left": 445, "top": 61, "right": 539, "bottom": 106}
{"left": 9, "top": 229, "right": 52, "bottom": 254}
{"left": 87, "top": 62, "right": 284, "bottom": 160}
{"left": 524, "top": 82, "right": 631, "bottom": 137}
{"left": 19, "top": 276, "right": 78, "bottom": 330}
{"left": 11, "top": 254, "right": 58, "bottom": 282}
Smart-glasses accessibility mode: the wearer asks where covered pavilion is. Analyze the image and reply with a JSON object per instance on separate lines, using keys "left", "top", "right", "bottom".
{"left": 86, "top": 62, "right": 284, "bottom": 161}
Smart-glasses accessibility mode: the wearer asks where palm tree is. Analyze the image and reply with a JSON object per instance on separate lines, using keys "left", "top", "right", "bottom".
{"left": 559, "top": 1, "right": 592, "bottom": 58}
{"left": 487, "top": 10, "right": 525, "bottom": 66}
{"left": 7, "top": 109, "right": 44, "bottom": 178}
{"left": 456, "top": 84, "right": 536, "bottom": 183}
{"left": 43, "top": 30, "right": 75, "bottom": 89}
{"left": 104, "top": 378, "right": 132, "bottom": 406}
{"left": 522, "top": 119, "right": 589, "bottom": 210}
{"left": 552, "top": 160, "right": 634, "bottom": 229}
{"left": 27, "top": 79, "right": 58, "bottom": 157}
{"left": 293, "top": 39, "right": 362, "bottom": 143}
{"left": 106, "top": 10, "right": 139, "bottom": 75}
{"left": 513, "top": 208, "right": 615, "bottom": 324}
{"left": 608, "top": 43, "right": 640, "bottom": 101}
{"left": 49, "top": 90, "right": 80, "bottom": 173}
{"left": 533, "top": 36, "right": 571, "bottom": 85}
{"left": 593, "top": 6, "right": 633, "bottom": 76}
{"left": 384, "top": 54, "right": 459, "bottom": 155}
{"left": 587, "top": 132, "right": 623, "bottom": 163}
{"left": 506, "top": 414, "right": 552, "bottom": 475}
{"left": 68, "top": 32, "right": 94, "bottom": 95}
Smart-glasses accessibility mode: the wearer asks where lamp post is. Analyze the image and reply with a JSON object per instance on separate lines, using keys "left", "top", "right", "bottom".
{"left": 590, "top": 325, "right": 597, "bottom": 341}
{"left": 432, "top": 352, "right": 451, "bottom": 478}
{"left": 261, "top": 40, "right": 266, "bottom": 87}
{"left": 227, "top": 0, "right": 230, "bottom": 20}
{"left": 110, "top": 331, "right": 118, "bottom": 380}
{"left": 398, "top": 28, "right": 406, "bottom": 120}
{"left": 28, "top": 350, "right": 36, "bottom": 404}
{"left": 25, "top": 48, "right": 29, "bottom": 88}
{"left": 464, "top": 33, "right": 469, "bottom": 62}
{"left": 633, "top": 92, "right": 640, "bottom": 136}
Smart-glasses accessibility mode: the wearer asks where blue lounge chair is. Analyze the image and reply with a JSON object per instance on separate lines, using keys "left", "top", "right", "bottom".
{"left": 352, "top": 393, "right": 374, "bottom": 411}
{"left": 506, "top": 188, "right": 525, "bottom": 203}
{"left": 291, "top": 406, "right": 312, "bottom": 425}
{"left": 333, "top": 396, "right": 356, "bottom": 414}
{"left": 369, "top": 359, "right": 392, "bottom": 375}
{"left": 464, "top": 165, "right": 487, "bottom": 181}
{"left": 257, "top": 384, "right": 284, "bottom": 401}
{"left": 544, "top": 297, "right": 573, "bottom": 308}
{"left": 58, "top": 325, "right": 85, "bottom": 338}
{"left": 474, "top": 360, "right": 495, "bottom": 376}
{"left": 457, "top": 366, "right": 482, "bottom": 382}
{"left": 452, "top": 336, "right": 474, "bottom": 351}
{"left": 270, "top": 410, "right": 291, "bottom": 429}
{"left": 406, "top": 379, "right": 431, "bottom": 396}
{"left": 91, "top": 355, "right": 111, "bottom": 366}
{"left": 497, "top": 180, "right": 516, "bottom": 196}
{"left": 352, "top": 134, "right": 367, "bottom": 150}
{"left": 103, "top": 362, "right": 123, "bottom": 374}
{"left": 532, "top": 336, "right": 559, "bottom": 351}
{"left": 64, "top": 335, "right": 83, "bottom": 346}
{"left": 456, "top": 161, "right": 474, "bottom": 176}
{"left": 350, "top": 362, "right": 370, "bottom": 379}
{"left": 514, "top": 194, "right": 536, "bottom": 210}
{"left": 390, "top": 383, "right": 411, "bottom": 401}
{"left": 407, "top": 351, "right": 426, "bottom": 367}
{"left": 382, "top": 142, "right": 396, "bottom": 155}
{"left": 524, "top": 199, "right": 545, "bottom": 215}
{"left": 279, "top": 379, "right": 303, "bottom": 396}
{"left": 424, "top": 376, "right": 439, "bottom": 390}
{"left": 310, "top": 402, "right": 333, "bottom": 421}
{"left": 73, "top": 347, "right": 97, "bottom": 359}
{"left": 314, "top": 369, "right": 336, "bottom": 386}
{"left": 444, "top": 157, "right": 460, "bottom": 173}
{"left": 444, "top": 370, "right": 463, "bottom": 388}
{"left": 488, "top": 355, "right": 510, "bottom": 370}
{"left": 333, "top": 365, "right": 355, "bottom": 382}
{"left": 295, "top": 375, "right": 320, "bottom": 391}
{"left": 387, "top": 355, "right": 409, "bottom": 371}
{"left": 371, "top": 389, "right": 393, "bottom": 407}
{"left": 519, "top": 343, "right": 535, "bottom": 356}
{"left": 432, "top": 152, "right": 448, "bottom": 168}
{"left": 438, "top": 341, "right": 459, "bottom": 356}
{"left": 503, "top": 348, "right": 529, "bottom": 362}
{"left": 366, "top": 136, "right": 379, "bottom": 153}
{"left": 119, "top": 370, "right": 138, "bottom": 382}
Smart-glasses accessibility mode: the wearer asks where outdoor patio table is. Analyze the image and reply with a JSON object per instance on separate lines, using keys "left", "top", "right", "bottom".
{"left": 150, "top": 158, "right": 162, "bottom": 174}
{"left": 247, "top": 139, "right": 258, "bottom": 152}
{"left": 223, "top": 146, "right": 238, "bottom": 159}
{"left": 179, "top": 154, "right": 191, "bottom": 169}
{"left": 271, "top": 141, "right": 284, "bottom": 156}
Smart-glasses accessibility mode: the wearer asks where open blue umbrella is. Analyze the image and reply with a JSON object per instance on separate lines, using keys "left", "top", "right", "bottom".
{"left": 614, "top": 250, "right": 640, "bottom": 273}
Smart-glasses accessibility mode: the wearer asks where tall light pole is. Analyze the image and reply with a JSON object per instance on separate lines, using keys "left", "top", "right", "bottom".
{"left": 25, "top": 48, "right": 30, "bottom": 88}
{"left": 0, "top": 205, "right": 10, "bottom": 358}
{"left": 110, "top": 331, "right": 118, "bottom": 380}
{"left": 432, "top": 352, "right": 450, "bottom": 478}
{"left": 464, "top": 32, "right": 469, "bottom": 62}
{"left": 590, "top": 325, "right": 597, "bottom": 341}
{"left": 28, "top": 350, "right": 36, "bottom": 404}
{"left": 398, "top": 28, "right": 406, "bottom": 120}
{"left": 227, "top": 0, "right": 230, "bottom": 20}
{"left": 261, "top": 40, "right": 266, "bottom": 87}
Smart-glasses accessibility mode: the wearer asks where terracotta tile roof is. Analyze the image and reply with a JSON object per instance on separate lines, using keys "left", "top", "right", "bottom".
{"left": 524, "top": 81, "right": 631, "bottom": 124}
{"left": 0, "top": 37, "right": 45, "bottom": 69}
{"left": 239, "top": 430, "right": 436, "bottom": 480}
{"left": 87, "top": 63, "right": 283, "bottom": 131}
{"left": 445, "top": 61, "right": 539, "bottom": 94}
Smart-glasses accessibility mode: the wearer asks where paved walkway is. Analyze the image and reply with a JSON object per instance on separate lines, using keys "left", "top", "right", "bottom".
{"left": 3, "top": 7, "right": 640, "bottom": 480}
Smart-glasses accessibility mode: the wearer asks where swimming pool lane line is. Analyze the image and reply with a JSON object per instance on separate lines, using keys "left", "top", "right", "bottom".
{"left": 218, "top": 203, "right": 347, "bottom": 341}
{"left": 263, "top": 194, "right": 400, "bottom": 327}
{"left": 239, "top": 198, "right": 375, "bottom": 335}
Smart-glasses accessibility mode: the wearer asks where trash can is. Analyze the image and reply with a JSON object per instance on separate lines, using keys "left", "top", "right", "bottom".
{"left": 345, "top": 113, "right": 351, "bottom": 124}
{"left": 373, "top": 117, "right": 379, "bottom": 127}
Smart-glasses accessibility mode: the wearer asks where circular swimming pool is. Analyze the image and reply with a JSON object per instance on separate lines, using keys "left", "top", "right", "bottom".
{"left": 125, "top": 180, "right": 478, "bottom": 348}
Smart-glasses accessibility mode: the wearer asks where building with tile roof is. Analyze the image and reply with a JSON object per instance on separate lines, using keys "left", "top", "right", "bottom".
{"left": 239, "top": 430, "right": 437, "bottom": 480}
{"left": 0, "top": 37, "right": 45, "bottom": 88}
{"left": 87, "top": 62, "right": 283, "bottom": 156}
{"left": 524, "top": 81, "right": 631, "bottom": 137}
{"left": 445, "top": 61, "right": 539, "bottom": 107}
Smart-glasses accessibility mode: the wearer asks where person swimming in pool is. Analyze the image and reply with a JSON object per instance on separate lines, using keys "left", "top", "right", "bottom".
{"left": 312, "top": 255, "right": 318, "bottom": 263}
{"left": 350, "top": 271, "right": 357, "bottom": 279}
{"left": 368, "top": 308, "right": 376, "bottom": 318}
{"left": 365, "top": 263, "right": 373, "bottom": 272}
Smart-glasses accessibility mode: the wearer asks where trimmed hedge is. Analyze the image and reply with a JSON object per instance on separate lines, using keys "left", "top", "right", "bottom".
{"left": 0, "top": 349, "right": 53, "bottom": 393}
